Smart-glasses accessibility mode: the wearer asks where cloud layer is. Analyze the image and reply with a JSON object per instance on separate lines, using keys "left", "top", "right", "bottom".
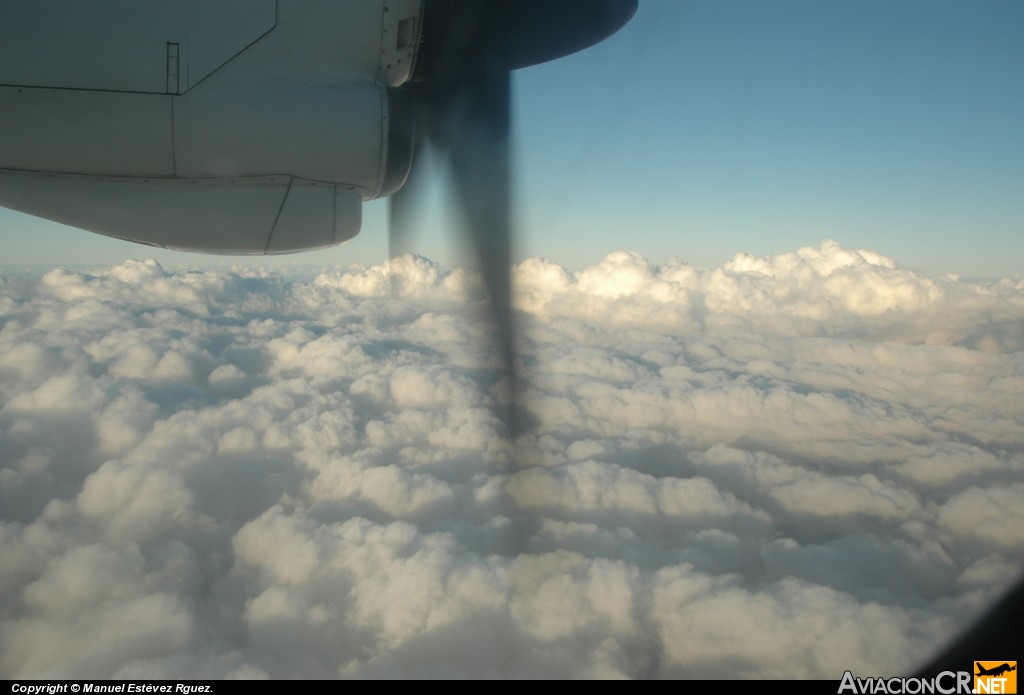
{"left": 1, "top": 241, "right": 1022, "bottom": 678}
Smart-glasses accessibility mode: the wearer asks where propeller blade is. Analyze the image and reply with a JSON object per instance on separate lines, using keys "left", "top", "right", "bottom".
{"left": 407, "top": 0, "right": 519, "bottom": 399}
{"left": 443, "top": 69, "right": 515, "bottom": 382}
{"left": 387, "top": 131, "right": 426, "bottom": 295}
{"left": 389, "top": 0, "right": 638, "bottom": 428}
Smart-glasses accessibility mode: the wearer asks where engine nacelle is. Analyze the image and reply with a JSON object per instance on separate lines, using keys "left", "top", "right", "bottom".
{"left": 0, "top": 0, "right": 422, "bottom": 254}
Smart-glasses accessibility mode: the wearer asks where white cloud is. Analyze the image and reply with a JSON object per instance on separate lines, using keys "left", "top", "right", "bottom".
{"left": 1, "top": 241, "right": 1022, "bottom": 678}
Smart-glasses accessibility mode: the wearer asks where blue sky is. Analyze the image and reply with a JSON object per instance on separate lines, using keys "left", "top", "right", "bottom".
{"left": 2, "top": 0, "right": 1023, "bottom": 276}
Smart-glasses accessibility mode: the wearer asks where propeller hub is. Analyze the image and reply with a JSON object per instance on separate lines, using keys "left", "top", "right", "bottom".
{"left": 414, "top": 0, "right": 639, "bottom": 82}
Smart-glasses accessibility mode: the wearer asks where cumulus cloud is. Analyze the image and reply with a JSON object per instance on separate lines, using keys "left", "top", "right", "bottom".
{"left": 1, "top": 241, "right": 1022, "bottom": 678}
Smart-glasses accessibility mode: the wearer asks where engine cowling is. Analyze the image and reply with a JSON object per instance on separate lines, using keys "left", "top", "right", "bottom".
{"left": 0, "top": 0, "right": 422, "bottom": 254}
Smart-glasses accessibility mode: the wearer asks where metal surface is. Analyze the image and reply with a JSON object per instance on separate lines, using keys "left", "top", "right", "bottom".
{"left": 0, "top": 0, "right": 423, "bottom": 253}
{"left": 0, "top": 171, "right": 360, "bottom": 253}
{"left": 0, "top": 0, "right": 276, "bottom": 94}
